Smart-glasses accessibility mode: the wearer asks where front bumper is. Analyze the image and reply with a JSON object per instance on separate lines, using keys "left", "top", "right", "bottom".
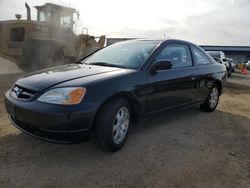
{"left": 5, "top": 91, "right": 98, "bottom": 143}
{"left": 9, "top": 116, "right": 90, "bottom": 143}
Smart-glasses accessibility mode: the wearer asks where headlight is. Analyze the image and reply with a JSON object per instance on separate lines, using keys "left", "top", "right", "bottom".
{"left": 38, "top": 87, "right": 86, "bottom": 105}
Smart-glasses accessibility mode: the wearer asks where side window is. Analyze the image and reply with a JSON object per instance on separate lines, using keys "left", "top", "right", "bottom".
{"left": 10, "top": 28, "right": 25, "bottom": 42}
{"left": 155, "top": 43, "right": 192, "bottom": 69}
{"left": 192, "top": 46, "right": 211, "bottom": 65}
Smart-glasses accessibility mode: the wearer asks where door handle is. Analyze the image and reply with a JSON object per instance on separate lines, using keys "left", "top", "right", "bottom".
{"left": 140, "top": 87, "right": 154, "bottom": 95}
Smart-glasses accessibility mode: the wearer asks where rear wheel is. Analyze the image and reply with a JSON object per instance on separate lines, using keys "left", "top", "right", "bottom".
{"left": 94, "top": 98, "right": 130, "bottom": 152}
{"left": 200, "top": 85, "right": 220, "bottom": 112}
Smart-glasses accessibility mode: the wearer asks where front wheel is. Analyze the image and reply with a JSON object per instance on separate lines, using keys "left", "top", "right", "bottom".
{"left": 94, "top": 98, "right": 130, "bottom": 152}
{"left": 200, "top": 85, "right": 220, "bottom": 112}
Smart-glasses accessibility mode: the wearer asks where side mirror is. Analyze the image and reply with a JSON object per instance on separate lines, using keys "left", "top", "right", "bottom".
{"left": 222, "top": 59, "right": 227, "bottom": 62}
{"left": 149, "top": 60, "right": 172, "bottom": 75}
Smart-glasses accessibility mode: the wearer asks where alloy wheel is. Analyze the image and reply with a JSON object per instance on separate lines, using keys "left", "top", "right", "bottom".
{"left": 209, "top": 87, "right": 219, "bottom": 109}
{"left": 112, "top": 107, "right": 130, "bottom": 144}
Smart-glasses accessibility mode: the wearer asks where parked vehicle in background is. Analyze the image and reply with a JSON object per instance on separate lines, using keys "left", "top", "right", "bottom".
{"left": 207, "top": 51, "right": 232, "bottom": 77}
{"left": 226, "top": 58, "right": 236, "bottom": 72}
{"left": 213, "top": 57, "right": 225, "bottom": 66}
{"left": 206, "top": 51, "right": 226, "bottom": 60}
{"left": 246, "top": 60, "right": 250, "bottom": 70}
{"left": 5, "top": 39, "right": 227, "bottom": 152}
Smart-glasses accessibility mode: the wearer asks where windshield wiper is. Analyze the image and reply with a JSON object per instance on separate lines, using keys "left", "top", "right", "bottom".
{"left": 75, "top": 61, "right": 87, "bottom": 64}
{"left": 89, "top": 62, "right": 126, "bottom": 68}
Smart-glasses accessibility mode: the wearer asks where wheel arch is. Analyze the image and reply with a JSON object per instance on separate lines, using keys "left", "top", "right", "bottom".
{"left": 93, "top": 91, "right": 142, "bottom": 127}
{"left": 213, "top": 80, "right": 222, "bottom": 95}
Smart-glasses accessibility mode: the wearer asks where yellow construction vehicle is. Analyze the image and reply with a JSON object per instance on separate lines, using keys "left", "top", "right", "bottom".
{"left": 0, "top": 2, "right": 105, "bottom": 71}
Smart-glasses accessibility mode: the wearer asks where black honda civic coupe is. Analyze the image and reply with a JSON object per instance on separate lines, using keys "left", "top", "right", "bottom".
{"left": 5, "top": 39, "right": 227, "bottom": 151}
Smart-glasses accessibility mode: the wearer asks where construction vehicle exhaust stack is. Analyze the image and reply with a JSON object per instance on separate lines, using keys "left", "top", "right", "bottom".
{"left": 0, "top": 2, "right": 105, "bottom": 71}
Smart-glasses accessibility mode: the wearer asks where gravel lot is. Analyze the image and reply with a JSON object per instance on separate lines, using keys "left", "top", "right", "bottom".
{"left": 0, "top": 57, "right": 21, "bottom": 75}
{"left": 0, "top": 60, "right": 249, "bottom": 187}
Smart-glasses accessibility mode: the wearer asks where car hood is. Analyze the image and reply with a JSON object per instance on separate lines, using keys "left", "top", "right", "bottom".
{"left": 15, "top": 64, "right": 122, "bottom": 91}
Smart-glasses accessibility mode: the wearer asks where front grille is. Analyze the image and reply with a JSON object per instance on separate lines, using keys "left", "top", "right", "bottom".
{"left": 11, "top": 85, "right": 36, "bottom": 100}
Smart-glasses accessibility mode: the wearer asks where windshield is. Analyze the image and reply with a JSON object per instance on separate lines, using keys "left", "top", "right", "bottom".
{"left": 60, "top": 16, "right": 72, "bottom": 27}
{"left": 38, "top": 8, "right": 73, "bottom": 28}
{"left": 82, "top": 41, "right": 159, "bottom": 69}
{"left": 38, "top": 10, "right": 50, "bottom": 22}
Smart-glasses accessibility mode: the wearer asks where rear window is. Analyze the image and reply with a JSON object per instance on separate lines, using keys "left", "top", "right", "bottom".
{"left": 192, "top": 46, "right": 212, "bottom": 65}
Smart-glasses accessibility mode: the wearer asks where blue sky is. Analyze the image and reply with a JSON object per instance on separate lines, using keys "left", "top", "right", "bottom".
{"left": 0, "top": 0, "right": 249, "bottom": 45}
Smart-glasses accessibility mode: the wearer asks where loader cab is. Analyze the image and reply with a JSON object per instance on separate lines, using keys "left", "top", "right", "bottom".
{"left": 36, "top": 3, "right": 76, "bottom": 30}
{"left": 35, "top": 3, "right": 77, "bottom": 41}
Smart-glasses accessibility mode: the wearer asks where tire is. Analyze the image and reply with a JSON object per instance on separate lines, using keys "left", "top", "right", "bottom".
{"left": 200, "top": 84, "right": 220, "bottom": 112}
{"left": 94, "top": 98, "right": 130, "bottom": 152}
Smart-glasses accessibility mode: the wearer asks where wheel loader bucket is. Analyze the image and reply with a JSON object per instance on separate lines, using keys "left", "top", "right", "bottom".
{"left": 75, "top": 34, "right": 105, "bottom": 61}
{"left": 97, "top": 35, "right": 106, "bottom": 48}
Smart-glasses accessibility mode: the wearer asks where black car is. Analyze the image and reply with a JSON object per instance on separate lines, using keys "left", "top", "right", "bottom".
{"left": 226, "top": 58, "right": 236, "bottom": 72}
{"left": 5, "top": 39, "right": 227, "bottom": 151}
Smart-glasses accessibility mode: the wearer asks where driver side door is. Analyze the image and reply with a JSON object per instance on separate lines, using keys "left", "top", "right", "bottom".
{"left": 146, "top": 43, "right": 200, "bottom": 115}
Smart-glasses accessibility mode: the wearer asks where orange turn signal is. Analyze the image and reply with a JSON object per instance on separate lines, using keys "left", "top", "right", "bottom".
{"left": 63, "top": 88, "right": 86, "bottom": 105}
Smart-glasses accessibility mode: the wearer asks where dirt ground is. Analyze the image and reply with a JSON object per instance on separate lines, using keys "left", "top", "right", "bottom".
{"left": 0, "top": 61, "right": 249, "bottom": 187}
{"left": 0, "top": 57, "right": 21, "bottom": 75}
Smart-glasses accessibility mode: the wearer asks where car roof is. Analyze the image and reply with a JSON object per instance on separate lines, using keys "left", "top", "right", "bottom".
{"left": 121, "top": 39, "right": 196, "bottom": 46}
